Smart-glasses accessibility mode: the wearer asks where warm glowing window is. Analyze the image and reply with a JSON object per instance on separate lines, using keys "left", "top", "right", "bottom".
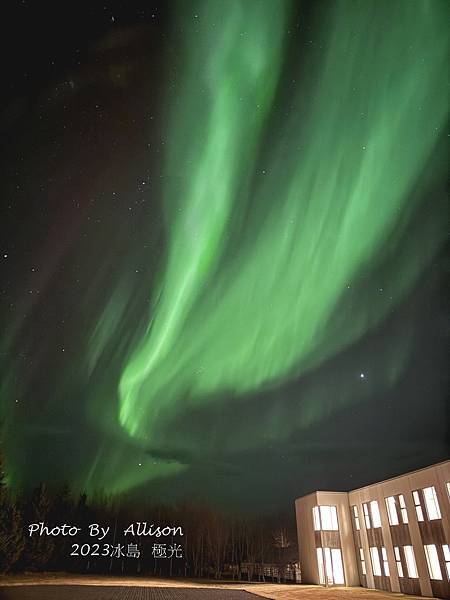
{"left": 313, "top": 506, "right": 321, "bottom": 531}
{"left": 423, "top": 486, "right": 441, "bottom": 520}
{"left": 370, "top": 500, "right": 382, "bottom": 528}
{"left": 381, "top": 547, "right": 390, "bottom": 576}
{"left": 359, "top": 548, "right": 366, "bottom": 575}
{"left": 386, "top": 494, "right": 408, "bottom": 525}
{"left": 443, "top": 545, "right": 450, "bottom": 580}
{"left": 394, "top": 547, "right": 404, "bottom": 578}
{"left": 386, "top": 496, "right": 399, "bottom": 526}
{"left": 424, "top": 544, "right": 443, "bottom": 580}
{"left": 331, "top": 548, "right": 345, "bottom": 584}
{"left": 399, "top": 494, "right": 408, "bottom": 523}
{"left": 363, "top": 503, "right": 371, "bottom": 529}
{"left": 352, "top": 505, "right": 360, "bottom": 530}
{"left": 412, "top": 491, "right": 424, "bottom": 522}
{"left": 404, "top": 545, "right": 418, "bottom": 578}
{"left": 317, "top": 547, "right": 344, "bottom": 585}
{"left": 322, "top": 506, "right": 338, "bottom": 530}
{"left": 317, "top": 548, "right": 325, "bottom": 584}
{"left": 313, "top": 505, "right": 338, "bottom": 531}
{"left": 370, "top": 547, "right": 382, "bottom": 576}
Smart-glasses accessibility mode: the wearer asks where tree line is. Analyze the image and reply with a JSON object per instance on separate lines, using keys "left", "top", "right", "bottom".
{"left": 0, "top": 453, "right": 298, "bottom": 579}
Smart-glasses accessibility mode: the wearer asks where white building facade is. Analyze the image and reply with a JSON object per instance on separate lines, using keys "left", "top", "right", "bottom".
{"left": 295, "top": 460, "right": 450, "bottom": 599}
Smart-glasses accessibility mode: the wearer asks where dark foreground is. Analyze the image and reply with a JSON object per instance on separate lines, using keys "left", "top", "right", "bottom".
{"left": 0, "top": 586, "right": 260, "bottom": 600}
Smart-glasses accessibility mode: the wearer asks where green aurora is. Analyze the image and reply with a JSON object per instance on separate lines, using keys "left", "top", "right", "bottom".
{"left": 1, "top": 0, "right": 448, "bottom": 504}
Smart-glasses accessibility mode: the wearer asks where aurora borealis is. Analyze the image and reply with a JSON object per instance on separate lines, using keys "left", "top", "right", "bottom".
{"left": 0, "top": 0, "right": 448, "bottom": 510}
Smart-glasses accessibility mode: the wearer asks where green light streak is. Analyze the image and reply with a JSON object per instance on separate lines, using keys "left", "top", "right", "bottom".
{"left": 117, "top": 0, "right": 447, "bottom": 445}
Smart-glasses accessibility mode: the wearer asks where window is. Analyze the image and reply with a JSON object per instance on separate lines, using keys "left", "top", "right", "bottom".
{"left": 386, "top": 496, "right": 399, "bottom": 526}
{"left": 412, "top": 491, "right": 424, "bottom": 522}
{"left": 381, "top": 547, "right": 390, "bottom": 576}
{"left": 424, "top": 545, "right": 443, "bottom": 580}
{"left": 386, "top": 495, "right": 408, "bottom": 525}
{"left": 394, "top": 547, "right": 404, "bottom": 578}
{"left": 423, "top": 486, "right": 441, "bottom": 520}
{"left": 399, "top": 494, "right": 408, "bottom": 524}
{"left": 312, "top": 506, "right": 339, "bottom": 531}
{"left": 316, "top": 548, "right": 325, "bottom": 584}
{"left": 370, "top": 547, "right": 382, "bottom": 576}
{"left": 352, "top": 505, "right": 360, "bottom": 530}
{"left": 363, "top": 503, "right": 371, "bottom": 529}
{"left": 331, "top": 548, "right": 345, "bottom": 584}
{"left": 317, "top": 548, "right": 325, "bottom": 584}
{"left": 317, "top": 547, "right": 345, "bottom": 585}
{"left": 322, "top": 506, "right": 338, "bottom": 530}
{"left": 404, "top": 545, "right": 418, "bottom": 578}
{"left": 313, "top": 506, "right": 321, "bottom": 531}
{"left": 359, "top": 548, "right": 366, "bottom": 575}
{"left": 370, "top": 500, "right": 382, "bottom": 528}
{"left": 443, "top": 545, "right": 450, "bottom": 580}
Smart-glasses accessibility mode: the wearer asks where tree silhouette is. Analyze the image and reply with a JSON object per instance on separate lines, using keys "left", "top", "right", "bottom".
{"left": 0, "top": 445, "right": 25, "bottom": 573}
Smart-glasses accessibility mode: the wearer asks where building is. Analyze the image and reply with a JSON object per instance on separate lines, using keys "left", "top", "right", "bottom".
{"left": 295, "top": 460, "right": 450, "bottom": 599}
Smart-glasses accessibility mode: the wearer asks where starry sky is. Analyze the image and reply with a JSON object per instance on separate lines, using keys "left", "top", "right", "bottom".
{"left": 0, "top": 0, "right": 448, "bottom": 512}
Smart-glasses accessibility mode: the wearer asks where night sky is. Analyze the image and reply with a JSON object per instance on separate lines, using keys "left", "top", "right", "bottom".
{"left": 0, "top": 0, "right": 448, "bottom": 513}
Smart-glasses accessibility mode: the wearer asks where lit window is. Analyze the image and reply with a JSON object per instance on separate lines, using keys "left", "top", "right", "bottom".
{"left": 370, "top": 500, "right": 382, "bottom": 528}
{"left": 370, "top": 547, "right": 382, "bottom": 576}
{"left": 399, "top": 494, "right": 408, "bottom": 524}
{"left": 412, "top": 491, "right": 424, "bottom": 522}
{"left": 313, "top": 506, "right": 321, "bottom": 531}
{"left": 443, "top": 545, "right": 450, "bottom": 580}
{"left": 386, "top": 496, "right": 399, "bottom": 526}
{"left": 317, "top": 547, "right": 345, "bottom": 585}
{"left": 424, "top": 545, "right": 443, "bottom": 580}
{"left": 352, "top": 505, "right": 360, "bottom": 530}
{"left": 423, "top": 487, "right": 441, "bottom": 520}
{"left": 320, "top": 506, "right": 339, "bottom": 531}
{"left": 359, "top": 548, "right": 366, "bottom": 575}
{"left": 363, "top": 503, "right": 371, "bottom": 529}
{"left": 313, "top": 506, "right": 339, "bottom": 531}
{"left": 320, "top": 506, "right": 338, "bottom": 530}
{"left": 331, "top": 548, "right": 345, "bottom": 584}
{"left": 317, "top": 548, "right": 325, "bottom": 584}
{"left": 381, "top": 547, "right": 390, "bottom": 576}
{"left": 404, "top": 545, "right": 418, "bottom": 578}
{"left": 394, "top": 547, "right": 404, "bottom": 578}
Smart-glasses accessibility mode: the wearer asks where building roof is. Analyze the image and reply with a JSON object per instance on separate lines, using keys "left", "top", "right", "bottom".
{"left": 294, "top": 459, "right": 450, "bottom": 501}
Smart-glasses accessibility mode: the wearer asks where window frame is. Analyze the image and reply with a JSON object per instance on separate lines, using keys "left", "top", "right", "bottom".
{"left": 352, "top": 505, "right": 360, "bottom": 531}
{"left": 370, "top": 547, "right": 382, "bottom": 577}
{"left": 443, "top": 544, "right": 450, "bottom": 580}
{"left": 359, "top": 548, "right": 367, "bottom": 575}
{"left": 423, "top": 486, "right": 442, "bottom": 521}
{"left": 381, "top": 546, "right": 390, "bottom": 576}
{"left": 412, "top": 490, "right": 424, "bottom": 522}
{"left": 312, "top": 505, "right": 339, "bottom": 531}
{"left": 424, "top": 544, "right": 443, "bottom": 580}
{"left": 385, "top": 496, "right": 399, "bottom": 526}
{"left": 363, "top": 503, "right": 371, "bottom": 529}
{"left": 370, "top": 500, "right": 382, "bottom": 528}
{"left": 404, "top": 545, "right": 419, "bottom": 578}
{"left": 394, "top": 546, "right": 404, "bottom": 578}
{"left": 399, "top": 494, "right": 408, "bottom": 524}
